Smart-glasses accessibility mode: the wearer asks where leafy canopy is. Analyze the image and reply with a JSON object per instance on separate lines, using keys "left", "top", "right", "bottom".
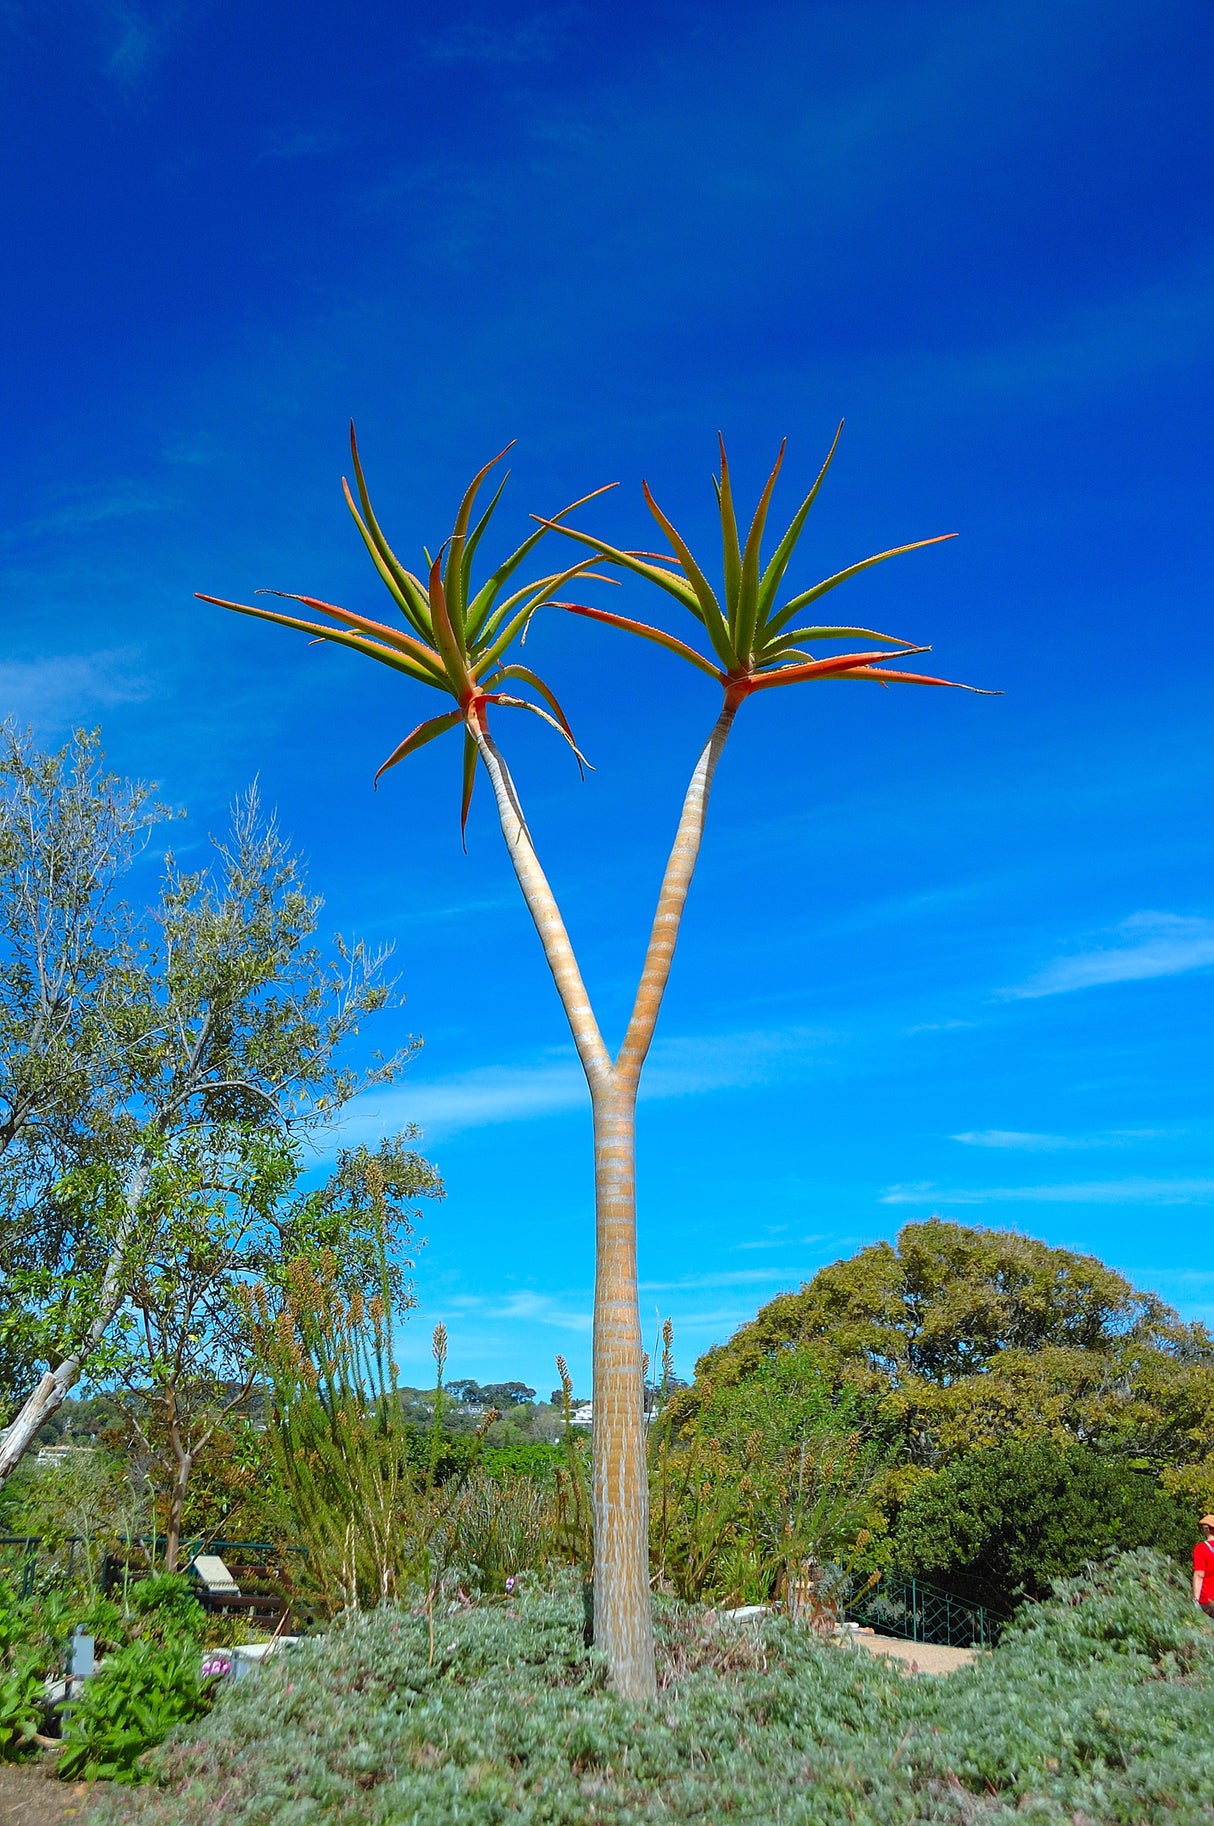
{"left": 687, "top": 1219, "right": 1214, "bottom": 1474}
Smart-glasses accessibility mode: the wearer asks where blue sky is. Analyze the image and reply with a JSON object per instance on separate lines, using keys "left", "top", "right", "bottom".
{"left": 3, "top": 0, "right": 1213, "bottom": 1391}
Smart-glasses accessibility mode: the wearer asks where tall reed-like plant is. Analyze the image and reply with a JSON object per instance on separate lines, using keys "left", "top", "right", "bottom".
{"left": 247, "top": 1162, "right": 482, "bottom": 1608}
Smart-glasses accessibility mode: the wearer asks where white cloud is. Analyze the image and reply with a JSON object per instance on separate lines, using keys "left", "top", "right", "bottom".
{"left": 1005, "top": 913, "right": 1214, "bottom": 1000}
{"left": 353, "top": 1061, "right": 583, "bottom": 1139}
{"left": 0, "top": 650, "right": 151, "bottom": 728}
{"left": 882, "top": 1178, "right": 1214, "bottom": 1207}
{"left": 734, "top": 1232, "right": 826, "bottom": 1251}
{"left": 905, "top": 1019, "right": 976, "bottom": 1035}
{"left": 639, "top": 1268, "right": 805, "bottom": 1295}
{"left": 0, "top": 483, "right": 169, "bottom": 549}
{"left": 343, "top": 1025, "right": 830, "bottom": 1139}
{"left": 952, "top": 1129, "right": 1165, "bottom": 1153}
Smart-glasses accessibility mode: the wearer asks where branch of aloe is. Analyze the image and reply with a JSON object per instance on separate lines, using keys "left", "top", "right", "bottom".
{"left": 467, "top": 715, "right": 611, "bottom": 1093}
{"left": 615, "top": 698, "right": 740, "bottom": 1094}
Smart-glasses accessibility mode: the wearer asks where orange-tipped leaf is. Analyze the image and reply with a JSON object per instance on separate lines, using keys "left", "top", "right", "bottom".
{"left": 373, "top": 708, "right": 464, "bottom": 786}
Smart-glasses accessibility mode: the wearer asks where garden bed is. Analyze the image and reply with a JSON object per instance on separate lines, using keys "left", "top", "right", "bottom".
{"left": 85, "top": 1550, "right": 1214, "bottom": 1825}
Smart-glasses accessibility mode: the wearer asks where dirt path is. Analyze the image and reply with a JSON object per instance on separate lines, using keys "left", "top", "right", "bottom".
{"left": 848, "top": 1631, "right": 976, "bottom": 1675}
{"left": 0, "top": 1759, "right": 96, "bottom": 1826}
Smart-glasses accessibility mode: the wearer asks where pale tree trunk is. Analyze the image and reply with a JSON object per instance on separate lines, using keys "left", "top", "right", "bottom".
{"left": 163, "top": 1444, "right": 193, "bottom": 1573}
{"left": 0, "top": 1150, "right": 154, "bottom": 1485}
{"left": 472, "top": 699, "right": 737, "bottom": 1701}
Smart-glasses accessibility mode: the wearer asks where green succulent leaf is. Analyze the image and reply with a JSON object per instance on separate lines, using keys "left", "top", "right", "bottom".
{"left": 195, "top": 594, "right": 444, "bottom": 689}
{"left": 373, "top": 709, "right": 464, "bottom": 787}
{"left": 765, "top": 534, "right": 957, "bottom": 639}
{"left": 755, "top": 420, "right": 843, "bottom": 628}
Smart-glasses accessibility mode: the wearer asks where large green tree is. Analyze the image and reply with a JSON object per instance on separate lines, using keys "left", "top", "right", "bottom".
{"left": 109, "top": 1130, "right": 441, "bottom": 1568}
{"left": 0, "top": 790, "right": 409, "bottom": 1483}
{"left": 0, "top": 723, "right": 170, "bottom": 1376}
{"left": 687, "top": 1219, "right": 1214, "bottom": 1479}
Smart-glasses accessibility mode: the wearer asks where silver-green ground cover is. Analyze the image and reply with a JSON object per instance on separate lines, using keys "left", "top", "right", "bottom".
{"left": 95, "top": 1552, "right": 1214, "bottom": 1824}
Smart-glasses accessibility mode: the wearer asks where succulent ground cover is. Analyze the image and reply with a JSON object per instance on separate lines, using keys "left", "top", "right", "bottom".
{"left": 93, "top": 1550, "right": 1214, "bottom": 1825}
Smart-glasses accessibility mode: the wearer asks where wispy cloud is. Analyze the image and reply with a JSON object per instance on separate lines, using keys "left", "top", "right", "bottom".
{"left": 905, "top": 1019, "right": 976, "bottom": 1035}
{"left": 882, "top": 1179, "right": 1214, "bottom": 1207}
{"left": 912, "top": 254, "right": 1214, "bottom": 404}
{"left": 343, "top": 1026, "right": 830, "bottom": 1139}
{"left": 952, "top": 1129, "right": 1166, "bottom": 1152}
{"left": 353, "top": 1062, "right": 583, "bottom": 1139}
{"left": 0, "top": 650, "right": 151, "bottom": 727}
{"left": 493, "top": 1291, "right": 592, "bottom": 1333}
{"left": 734, "top": 1233, "right": 827, "bottom": 1251}
{"left": 82, "top": 0, "right": 185, "bottom": 89}
{"left": 0, "top": 482, "right": 170, "bottom": 549}
{"left": 639, "top": 1268, "right": 805, "bottom": 1295}
{"left": 1005, "top": 913, "right": 1214, "bottom": 1000}
{"left": 259, "top": 129, "right": 346, "bottom": 162}
{"left": 423, "top": 7, "right": 579, "bottom": 66}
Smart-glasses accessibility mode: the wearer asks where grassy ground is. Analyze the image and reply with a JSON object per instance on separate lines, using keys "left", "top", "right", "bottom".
{"left": 92, "top": 1551, "right": 1214, "bottom": 1824}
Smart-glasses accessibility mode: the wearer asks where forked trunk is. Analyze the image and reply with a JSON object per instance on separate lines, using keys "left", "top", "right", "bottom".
{"left": 471, "top": 698, "right": 737, "bottom": 1703}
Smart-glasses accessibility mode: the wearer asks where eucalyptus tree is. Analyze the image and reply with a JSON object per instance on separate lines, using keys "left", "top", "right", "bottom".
{"left": 200, "top": 425, "right": 988, "bottom": 1698}
{"left": 0, "top": 789, "right": 407, "bottom": 1483}
{"left": 0, "top": 724, "right": 169, "bottom": 1315}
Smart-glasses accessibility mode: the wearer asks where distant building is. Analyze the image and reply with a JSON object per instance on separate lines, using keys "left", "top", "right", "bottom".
{"left": 35, "top": 1443, "right": 95, "bottom": 1468}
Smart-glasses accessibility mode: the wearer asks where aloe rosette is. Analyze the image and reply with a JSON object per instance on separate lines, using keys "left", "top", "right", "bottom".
{"left": 538, "top": 423, "right": 993, "bottom": 708}
{"left": 198, "top": 427, "right": 613, "bottom": 839}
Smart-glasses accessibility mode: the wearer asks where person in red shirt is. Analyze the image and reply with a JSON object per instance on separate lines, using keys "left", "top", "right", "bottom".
{"left": 1192, "top": 1516, "right": 1214, "bottom": 1612}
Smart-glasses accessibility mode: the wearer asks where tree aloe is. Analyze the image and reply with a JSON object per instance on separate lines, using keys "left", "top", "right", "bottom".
{"left": 200, "top": 424, "right": 990, "bottom": 1699}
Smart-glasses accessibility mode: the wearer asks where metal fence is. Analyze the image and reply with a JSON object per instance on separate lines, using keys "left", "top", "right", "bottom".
{"left": 0, "top": 1535, "right": 302, "bottom": 1600}
{"left": 846, "top": 1570, "right": 1008, "bottom": 1649}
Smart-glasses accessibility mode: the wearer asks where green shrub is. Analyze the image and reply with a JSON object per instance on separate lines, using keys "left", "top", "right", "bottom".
{"left": 894, "top": 1438, "right": 1194, "bottom": 1608}
{"left": 480, "top": 1441, "right": 564, "bottom": 1480}
{"left": 449, "top": 1469, "right": 556, "bottom": 1594}
{"left": 58, "top": 1636, "right": 217, "bottom": 1783}
{"left": 123, "top": 1573, "right": 208, "bottom": 1644}
{"left": 930, "top": 1549, "right": 1214, "bottom": 1822}
{"left": 0, "top": 1655, "right": 43, "bottom": 1760}
{"left": 652, "top": 1346, "right": 881, "bottom": 1603}
{"left": 84, "top": 1552, "right": 1214, "bottom": 1823}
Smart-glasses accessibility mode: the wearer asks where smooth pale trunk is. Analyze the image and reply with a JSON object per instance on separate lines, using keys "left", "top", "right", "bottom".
{"left": 590, "top": 1078, "right": 650, "bottom": 1692}
{"left": 0, "top": 1152, "right": 154, "bottom": 1486}
{"left": 472, "top": 699, "right": 736, "bottom": 1703}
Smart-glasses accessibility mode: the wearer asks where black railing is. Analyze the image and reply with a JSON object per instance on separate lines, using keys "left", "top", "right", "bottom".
{"left": 0, "top": 1535, "right": 305, "bottom": 1601}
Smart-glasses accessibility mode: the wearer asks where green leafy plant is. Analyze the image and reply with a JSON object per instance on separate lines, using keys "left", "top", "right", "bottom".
{"left": 85, "top": 1551, "right": 1214, "bottom": 1826}
{"left": 248, "top": 1158, "right": 491, "bottom": 1609}
{"left": 893, "top": 1438, "right": 1194, "bottom": 1610}
{"left": 124, "top": 1572, "right": 208, "bottom": 1645}
{"left": 0, "top": 1640, "right": 42, "bottom": 1761}
{"left": 58, "top": 1636, "right": 217, "bottom": 1782}
{"left": 449, "top": 1469, "right": 555, "bottom": 1596}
